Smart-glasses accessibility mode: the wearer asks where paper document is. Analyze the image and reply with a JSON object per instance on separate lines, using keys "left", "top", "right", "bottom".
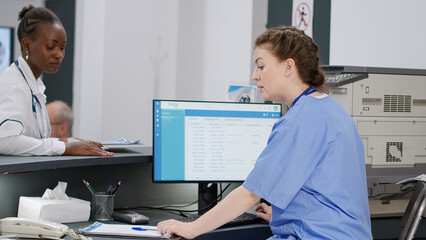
{"left": 101, "top": 137, "right": 141, "bottom": 145}
{"left": 79, "top": 222, "right": 170, "bottom": 238}
{"left": 397, "top": 174, "right": 426, "bottom": 184}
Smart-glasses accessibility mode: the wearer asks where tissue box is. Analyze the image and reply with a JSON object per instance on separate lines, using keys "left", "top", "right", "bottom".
{"left": 17, "top": 196, "right": 90, "bottom": 223}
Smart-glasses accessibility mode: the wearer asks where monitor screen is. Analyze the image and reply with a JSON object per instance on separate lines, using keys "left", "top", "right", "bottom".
{"left": 153, "top": 100, "right": 282, "bottom": 182}
{"left": 0, "top": 27, "right": 14, "bottom": 74}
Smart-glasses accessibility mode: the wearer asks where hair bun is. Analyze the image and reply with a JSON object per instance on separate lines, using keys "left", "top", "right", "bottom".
{"left": 311, "top": 68, "right": 325, "bottom": 89}
{"left": 18, "top": 5, "right": 35, "bottom": 21}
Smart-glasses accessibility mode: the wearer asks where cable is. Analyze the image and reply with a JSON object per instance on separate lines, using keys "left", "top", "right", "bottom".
{"left": 67, "top": 229, "right": 92, "bottom": 240}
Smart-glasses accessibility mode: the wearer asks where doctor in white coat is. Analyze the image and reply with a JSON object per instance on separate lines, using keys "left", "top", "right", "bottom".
{"left": 0, "top": 6, "right": 112, "bottom": 156}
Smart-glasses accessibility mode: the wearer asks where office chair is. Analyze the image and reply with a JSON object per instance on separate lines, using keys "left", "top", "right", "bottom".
{"left": 400, "top": 182, "right": 426, "bottom": 240}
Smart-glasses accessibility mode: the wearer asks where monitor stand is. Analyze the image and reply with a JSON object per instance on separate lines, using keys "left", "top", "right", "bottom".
{"left": 198, "top": 183, "right": 218, "bottom": 215}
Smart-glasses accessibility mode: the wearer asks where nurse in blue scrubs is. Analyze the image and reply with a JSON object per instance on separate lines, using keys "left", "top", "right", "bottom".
{"left": 158, "top": 26, "right": 372, "bottom": 239}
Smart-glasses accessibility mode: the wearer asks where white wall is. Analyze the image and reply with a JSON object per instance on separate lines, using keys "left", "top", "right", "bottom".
{"left": 73, "top": 0, "right": 266, "bottom": 145}
{"left": 330, "top": 0, "right": 426, "bottom": 69}
{"left": 73, "top": 0, "right": 107, "bottom": 142}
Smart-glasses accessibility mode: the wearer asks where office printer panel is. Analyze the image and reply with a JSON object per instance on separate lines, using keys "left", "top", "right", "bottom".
{"left": 351, "top": 74, "right": 426, "bottom": 117}
{"left": 328, "top": 84, "right": 354, "bottom": 115}
{"left": 361, "top": 135, "right": 426, "bottom": 168}
{"left": 354, "top": 117, "right": 426, "bottom": 136}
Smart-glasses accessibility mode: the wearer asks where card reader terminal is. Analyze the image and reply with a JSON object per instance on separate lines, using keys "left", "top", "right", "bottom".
{"left": 112, "top": 210, "right": 149, "bottom": 224}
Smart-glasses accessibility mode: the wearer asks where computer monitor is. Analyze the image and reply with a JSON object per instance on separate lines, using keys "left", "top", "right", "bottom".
{"left": 0, "top": 27, "right": 14, "bottom": 74}
{"left": 153, "top": 100, "right": 282, "bottom": 212}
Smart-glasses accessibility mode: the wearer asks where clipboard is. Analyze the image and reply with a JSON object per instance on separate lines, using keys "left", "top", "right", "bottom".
{"left": 79, "top": 222, "right": 171, "bottom": 238}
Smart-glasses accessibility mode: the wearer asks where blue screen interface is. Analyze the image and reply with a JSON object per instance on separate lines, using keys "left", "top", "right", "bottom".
{"left": 153, "top": 100, "right": 281, "bottom": 182}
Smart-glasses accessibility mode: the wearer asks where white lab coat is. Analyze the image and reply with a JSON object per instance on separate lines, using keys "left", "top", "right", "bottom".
{"left": 0, "top": 56, "right": 65, "bottom": 156}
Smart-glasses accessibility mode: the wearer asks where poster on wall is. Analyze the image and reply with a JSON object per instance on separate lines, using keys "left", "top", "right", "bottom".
{"left": 292, "top": 0, "right": 314, "bottom": 37}
{"left": 0, "top": 27, "right": 13, "bottom": 74}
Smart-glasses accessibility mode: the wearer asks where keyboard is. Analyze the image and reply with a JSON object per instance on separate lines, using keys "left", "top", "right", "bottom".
{"left": 177, "top": 212, "right": 266, "bottom": 228}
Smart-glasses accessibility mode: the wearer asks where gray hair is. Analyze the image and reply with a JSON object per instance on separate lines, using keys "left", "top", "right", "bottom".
{"left": 49, "top": 100, "right": 73, "bottom": 136}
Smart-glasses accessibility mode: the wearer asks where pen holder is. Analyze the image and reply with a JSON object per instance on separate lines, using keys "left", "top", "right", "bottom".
{"left": 91, "top": 192, "right": 114, "bottom": 221}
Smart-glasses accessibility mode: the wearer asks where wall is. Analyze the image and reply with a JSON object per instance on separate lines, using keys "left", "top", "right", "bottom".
{"left": 330, "top": 0, "right": 426, "bottom": 69}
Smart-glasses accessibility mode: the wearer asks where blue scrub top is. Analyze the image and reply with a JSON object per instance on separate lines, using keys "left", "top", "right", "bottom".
{"left": 243, "top": 95, "right": 372, "bottom": 239}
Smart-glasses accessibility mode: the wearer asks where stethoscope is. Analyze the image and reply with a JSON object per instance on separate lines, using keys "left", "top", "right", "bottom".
{"left": 14, "top": 59, "right": 49, "bottom": 139}
{"left": 290, "top": 86, "right": 317, "bottom": 108}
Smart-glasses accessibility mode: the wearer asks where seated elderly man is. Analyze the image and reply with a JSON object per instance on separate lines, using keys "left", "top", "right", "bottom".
{"left": 46, "top": 100, "right": 73, "bottom": 139}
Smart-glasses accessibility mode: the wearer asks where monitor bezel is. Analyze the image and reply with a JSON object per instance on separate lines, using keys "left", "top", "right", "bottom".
{"left": 152, "top": 99, "right": 282, "bottom": 183}
{"left": 0, "top": 26, "right": 14, "bottom": 74}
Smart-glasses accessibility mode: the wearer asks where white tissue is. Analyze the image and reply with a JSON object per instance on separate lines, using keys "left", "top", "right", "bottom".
{"left": 42, "top": 181, "right": 70, "bottom": 200}
{"left": 18, "top": 181, "right": 90, "bottom": 223}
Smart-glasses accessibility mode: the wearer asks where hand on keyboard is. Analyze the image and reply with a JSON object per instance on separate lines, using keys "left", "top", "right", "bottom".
{"left": 255, "top": 203, "right": 272, "bottom": 223}
{"left": 178, "top": 212, "right": 266, "bottom": 228}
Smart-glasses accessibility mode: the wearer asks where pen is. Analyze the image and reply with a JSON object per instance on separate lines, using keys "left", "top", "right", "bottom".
{"left": 82, "top": 179, "right": 113, "bottom": 218}
{"left": 132, "top": 227, "right": 147, "bottom": 231}
{"left": 110, "top": 181, "right": 121, "bottom": 195}
{"left": 106, "top": 184, "right": 113, "bottom": 195}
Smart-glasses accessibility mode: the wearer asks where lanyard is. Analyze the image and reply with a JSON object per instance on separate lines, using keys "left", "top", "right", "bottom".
{"left": 290, "top": 86, "right": 317, "bottom": 108}
{"left": 14, "top": 60, "right": 48, "bottom": 139}
{"left": 15, "top": 60, "right": 40, "bottom": 114}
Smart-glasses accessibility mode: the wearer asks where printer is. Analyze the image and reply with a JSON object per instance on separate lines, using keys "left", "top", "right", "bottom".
{"left": 324, "top": 66, "right": 426, "bottom": 201}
